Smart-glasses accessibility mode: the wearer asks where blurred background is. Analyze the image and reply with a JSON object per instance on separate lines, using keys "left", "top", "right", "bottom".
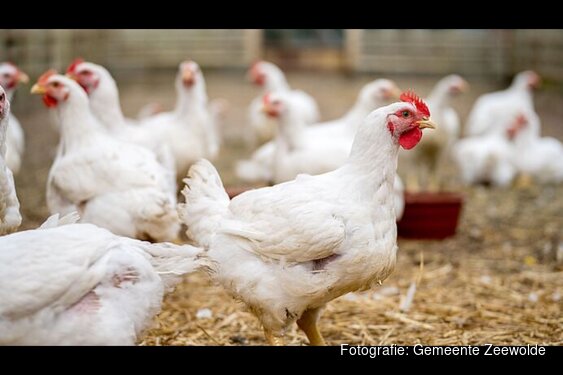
{"left": 1, "top": 29, "right": 562, "bottom": 78}
{"left": 1, "top": 29, "right": 561, "bottom": 345}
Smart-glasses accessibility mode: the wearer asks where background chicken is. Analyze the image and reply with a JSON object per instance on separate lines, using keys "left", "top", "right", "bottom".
{"left": 135, "top": 60, "right": 220, "bottom": 181}
{"left": 247, "top": 60, "right": 320, "bottom": 145}
{"left": 510, "top": 113, "right": 563, "bottom": 184}
{"left": 399, "top": 74, "right": 467, "bottom": 191}
{"left": 237, "top": 79, "right": 400, "bottom": 184}
{"left": 465, "top": 70, "right": 541, "bottom": 139}
{"left": 0, "top": 87, "right": 22, "bottom": 235}
{"left": 179, "top": 93, "right": 435, "bottom": 345}
{"left": 0, "top": 62, "right": 29, "bottom": 175}
{"left": 453, "top": 113, "right": 523, "bottom": 187}
{"left": 0, "top": 214, "right": 201, "bottom": 345}
{"left": 31, "top": 71, "right": 180, "bottom": 242}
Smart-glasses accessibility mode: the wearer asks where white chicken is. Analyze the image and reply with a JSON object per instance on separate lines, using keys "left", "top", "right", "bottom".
{"left": 66, "top": 59, "right": 176, "bottom": 196}
{"left": 0, "top": 87, "right": 22, "bottom": 235}
{"left": 399, "top": 74, "right": 468, "bottom": 190}
{"left": 236, "top": 79, "right": 401, "bottom": 184}
{"left": 31, "top": 71, "right": 180, "bottom": 242}
{"left": 510, "top": 113, "right": 563, "bottom": 184}
{"left": 453, "top": 113, "right": 524, "bottom": 187}
{"left": 178, "top": 91, "right": 435, "bottom": 345}
{"left": 426, "top": 74, "right": 468, "bottom": 145}
{"left": 0, "top": 62, "right": 29, "bottom": 175}
{"left": 0, "top": 213, "right": 201, "bottom": 345}
{"left": 465, "top": 70, "right": 541, "bottom": 139}
{"left": 136, "top": 60, "right": 220, "bottom": 180}
{"left": 247, "top": 60, "right": 320, "bottom": 144}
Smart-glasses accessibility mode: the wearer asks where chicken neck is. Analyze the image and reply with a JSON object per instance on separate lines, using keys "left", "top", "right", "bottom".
{"left": 173, "top": 78, "right": 209, "bottom": 120}
{"left": 89, "top": 73, "right": 127, "bottom": 133}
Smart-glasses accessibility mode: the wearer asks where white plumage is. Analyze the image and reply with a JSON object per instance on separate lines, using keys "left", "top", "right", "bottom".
{"left": 510, "top": 114, "right": 563, "bottom": 184}
{"left": 247, "top": 61, "right": 320, "bottom": 144}
{"left": 453, "top": 132, "right": 517, "bottom": 187}
{"left": 0, "top": 215, "right": 201, "bottom": 345}
{"left": 66, "top": 60, "right": 177, "bottom": 197}
{"left": 135, "top": 60, "right": 220, "bottom": 180}
{"left": 179, "top": 99, "right": 435, "bottom": 345}
{"left": 32, "top": 72, "right": 179, "bottom": 242}
{"left": 399, "top": 74, "right": 468, "bottom": 190}
{"left": 252, "top": 91, "right": 406, "bottom": 219}
{"left": 465, "top": 70, "right": 541, "bottom": 139}
{"left": 236, "top": 79, "right": 400, "bottom": 184}
{"left": 0, "top": 87, "right": 22, "bottom": 235}
{"left": 0, "top": 62, "right": 29, "bottom": 175}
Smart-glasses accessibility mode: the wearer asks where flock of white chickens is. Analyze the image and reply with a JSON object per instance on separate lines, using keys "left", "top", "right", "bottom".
{"left": 0, "top": 59, "right": 561, "bottom": 346}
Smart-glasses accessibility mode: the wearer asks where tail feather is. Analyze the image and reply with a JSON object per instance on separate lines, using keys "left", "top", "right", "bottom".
{"left": 39, "top": 211, "right": 81, "bottom": 229}
{"left": 140, "top": 242, "right": 203, "bottom": 290}
{"left": 178, "top": 159, "right": 230, "bottom": 247}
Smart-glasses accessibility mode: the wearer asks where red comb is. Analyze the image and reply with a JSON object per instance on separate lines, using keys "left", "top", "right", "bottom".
{"left": 38, "top": 69, "right": 58, "bottom": 85}
{"left": 400, "top": 90, "right": 430, "bottom": 118}
{"left": 66, "top": 58, "right": 84, "bottom": 74}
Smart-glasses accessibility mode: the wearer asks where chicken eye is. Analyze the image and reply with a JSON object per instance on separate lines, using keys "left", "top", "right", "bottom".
{"left": 402, "top": 110, "right": 410, "bottom": 118}
{"left": 2, "top": 73, "right": 10, "bottom": 79}
{"left": 51, "top": 82, "right": 60, "bottom": 88}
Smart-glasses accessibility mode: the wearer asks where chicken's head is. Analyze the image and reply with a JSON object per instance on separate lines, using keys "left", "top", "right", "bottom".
{"left": 506, "top": 113, "right": 528, "bottom": 140}
{"left": 0, "top": 85, "right": 9, "bottom": 119}
{"left": 179, "top": 60, "right": 201, "bottom": 88}
{"left": 30, "top": 70, "right": 74, "bottom": 108}
{"left": 248, "top": 61, "right": 266, "bottom": 86}
{"left": 444, "top": 75, "right": 469, "bottom": 96}
{"left": 247, "top": 61, "right": 285, "bottom": 89}
{"left": 514, "top": 70, "right": 541, "bottom": 90}
{"left": 386, "top": 90, "right": 436, "bottom": 150}
{"left": 0, "top": 62, "right": 29, "bottom": 91}
{"left": 65, "top": 58, "right": 100, "bottom": 95}
{"left": 358, "top": 79, "right": 401, "bottom": 110}
{"left": 261, "top": 92, "right": 288, "bottom": 118}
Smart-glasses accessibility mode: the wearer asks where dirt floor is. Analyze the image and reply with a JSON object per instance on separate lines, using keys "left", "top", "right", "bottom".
{"left": 9, "top": 70, "right": 563, "bottom": 345}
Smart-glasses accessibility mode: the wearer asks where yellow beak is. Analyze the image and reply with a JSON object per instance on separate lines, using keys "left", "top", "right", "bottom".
{"left": 65, "top": 72, "right": 77, "bottom": 81}
{"left": 416, "top": 118, "right": 436, "bottom": 130}
{"left": 18, "top": 72, "right": 29, "bottom": 84}
{"left": 391, "top": 87, "right": 402, "bottom": 99}
{"left": 30, "top": 83, "right": 46, "bottom": 95}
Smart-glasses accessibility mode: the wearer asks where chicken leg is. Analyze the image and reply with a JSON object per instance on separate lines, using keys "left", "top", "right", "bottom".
{"left": 263, "top": 328, "right": 285, "bottom": 346}
{"left": 297, "top": 307, "right": 326, "bottom": 346}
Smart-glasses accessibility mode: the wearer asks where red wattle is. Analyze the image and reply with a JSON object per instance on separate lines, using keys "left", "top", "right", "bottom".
{"left": 43, "top": 94, "right": 58, "bottom": 108}
{"left": 399, "top": 127, "right": 422, "bottom": 150}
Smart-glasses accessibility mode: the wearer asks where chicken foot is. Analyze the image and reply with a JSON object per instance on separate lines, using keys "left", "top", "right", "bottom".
{"left": 263, "top": 328, "right": 286, "bottom": 346}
